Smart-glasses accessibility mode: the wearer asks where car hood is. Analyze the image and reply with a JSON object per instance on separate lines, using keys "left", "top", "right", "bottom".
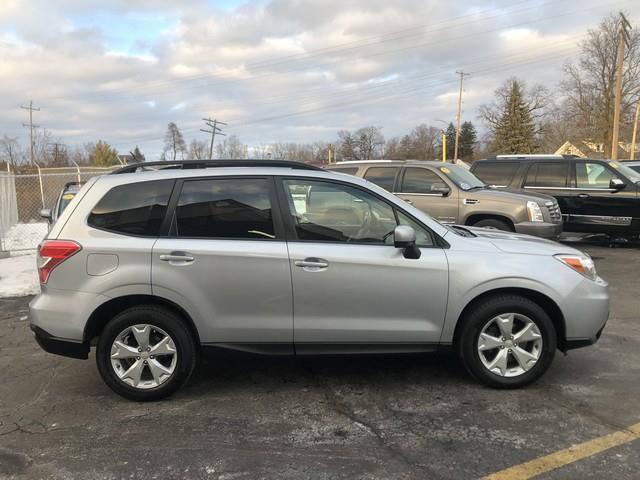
{"left": 463, "top": 187, "right": 555, "bottom": 204}
{"left": 463, "top": 226, "right": 583, "bottom": 256}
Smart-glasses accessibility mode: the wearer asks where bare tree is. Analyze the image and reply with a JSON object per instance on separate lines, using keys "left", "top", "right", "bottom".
{"left": 162, "top": 122, "right": 187, "bottom": 161}
{"left": 562, "top": 13, "right": 640, "bottom": 154}
{"left": 338, "top": 126, "right": 384, "bottom": 160}
{"left": 410, "top": 124, "right": 440, "bottom": 160}
{"left": 215, "top": 135, "right": 248, "bottom": 159}
{"left": 0, "top": 136, "right": 22, "bottom": 166}
{"left": 188, "top": 139, "right": 209, "bottom": 160}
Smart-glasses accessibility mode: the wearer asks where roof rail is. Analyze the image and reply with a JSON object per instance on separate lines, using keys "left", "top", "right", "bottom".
{"left": 110, "top": 159, "right": 324, "bottom": 174}
{"left": 485, "top": 154, "right": 579, "bottom": 160}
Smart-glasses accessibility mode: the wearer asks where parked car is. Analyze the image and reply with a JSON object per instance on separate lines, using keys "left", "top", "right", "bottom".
{"left": 471, "top": 155, "right": 640, "bottom": 239}
{"left": 30, "top": 160, "right": 608, "bottom": 401}
{"left": 40, "top": 181, "right": 85, "bottom": 225}
{"left": 624, "top": 161, "right": 640, "bottom": 174}
{"left": 327, "top": 160, "right": 562, "bottom": 239}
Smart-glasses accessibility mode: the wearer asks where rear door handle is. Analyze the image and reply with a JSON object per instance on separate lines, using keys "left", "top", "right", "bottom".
{"left": 403, "top": 199, "right": 414, "bottom": 205}
{"left": 295, "top": 258, "right": 329, "bottom": 269}
{"left": 577, "top": 193, "right": 590, "bottom": 199}
{"left": 159, "top": 253, "right": 195, "bottom": 263}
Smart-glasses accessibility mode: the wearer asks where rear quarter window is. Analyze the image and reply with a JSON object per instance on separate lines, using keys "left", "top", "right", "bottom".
{"left": 363, "top": 167, "right": 399, "bottom": 191}
{"left": 472, "top": 162, "right": 518, "bottom": 186}
{"left": 88, "top": 180, "right": 174, "bottom": 236}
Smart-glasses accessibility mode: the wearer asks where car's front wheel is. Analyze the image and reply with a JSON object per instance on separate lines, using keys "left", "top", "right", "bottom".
{"left": 458, "top": 295, "right": 557, "bottom": 388}
{"left": 96, "top": 305, "right": 197, "bottom": 401}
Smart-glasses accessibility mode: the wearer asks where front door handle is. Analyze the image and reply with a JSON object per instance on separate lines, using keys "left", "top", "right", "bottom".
{"left": 159, "top": 253, "right": 195, "bottom": 263}
{"left": 295, "top": 258, "right": 329, "bottom": 270}
{"left": 577, "top": 193, "right": 590, "bottom": 199}
{"left": 403, "top": 199, "right": 414, "bottom": 205}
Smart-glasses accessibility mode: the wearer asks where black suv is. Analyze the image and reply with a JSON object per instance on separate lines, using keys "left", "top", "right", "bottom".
{"left": 471, "top": 155, "right": 640, "bottom": 238}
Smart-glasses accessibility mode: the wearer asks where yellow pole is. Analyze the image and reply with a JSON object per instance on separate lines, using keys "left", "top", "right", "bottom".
{"left": 442, "top": 131, "right": 447, "bottom": 162}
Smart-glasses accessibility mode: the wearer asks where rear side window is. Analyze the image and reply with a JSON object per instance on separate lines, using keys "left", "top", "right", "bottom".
{"left": 524, "top": 163, "right": 569, "bottom": 188}
{"left": 363, "top": 167, "right": 399, "bottom": 191}
{"left": 472, "top": 162, "right": 518, "bottom": 186}
{"left": 88, "top": 180, "right": 173, "bottom": 236}
{"left": 400, "top": 168, "right": 447, "bottom": 194}
{"left": 175, "top": 178, "right": 275, "bottom": 239}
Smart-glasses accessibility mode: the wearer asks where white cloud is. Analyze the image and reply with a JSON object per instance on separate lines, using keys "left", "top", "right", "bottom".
{"left": 0, "top": 0, "right": 638, "bottom": 159}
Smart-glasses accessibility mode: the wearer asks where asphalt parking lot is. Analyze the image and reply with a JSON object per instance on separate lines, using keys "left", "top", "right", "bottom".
{"left": 0, "top": 244, "right": 638, "bottom": 480}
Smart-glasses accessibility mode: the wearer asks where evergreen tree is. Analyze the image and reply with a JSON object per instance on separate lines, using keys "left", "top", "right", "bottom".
{"left": 459, "top": 121, "right": 477, "bottom": 160}
{"left": 131, "top": 146, "right": 145, "bottom": 163}
{"left": 491, "top": 80, "right": 537, "bottom": 154}
{"left": 90, "top": 140, "right": 118, "bottom": 167}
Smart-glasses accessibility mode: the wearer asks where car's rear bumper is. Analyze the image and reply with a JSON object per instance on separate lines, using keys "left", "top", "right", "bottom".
{"left": 514, "top": 221, "right": 562, "bottom": 239}
{"left": 30, "top": 325, "right": 89, "bottom": 359}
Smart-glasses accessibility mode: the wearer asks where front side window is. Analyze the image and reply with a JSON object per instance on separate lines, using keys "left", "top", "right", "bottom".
{"left": 88, "top": 180, "right": 173, "bottom": 236}
{"left": 575, "top": 162, "right": 619, "bottom": 189}
{"left": 524, "top": 162, "right": 569, "bottom": 188}
{"left": 363, "top": 167, "right": 399, "bottom": 191}
{"left": 175, "top": 178, "right": 275, "bottom": 239}
{"left": 283, "top": 179, "right": 434, "bottom": 246}
{"left": 400, "top": 168, "right": 448, "bottom": 194}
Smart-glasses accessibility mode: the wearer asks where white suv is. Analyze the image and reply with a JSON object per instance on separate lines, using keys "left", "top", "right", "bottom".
{"left": 30, "top": 160, "right": 609, "bottom": 401}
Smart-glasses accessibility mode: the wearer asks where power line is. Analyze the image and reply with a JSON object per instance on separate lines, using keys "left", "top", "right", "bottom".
{"left": 20, "top": 100, "right": 40, "bottom": 165}
{"left": 200, "top": 118, "right": 227, "bottom": 159}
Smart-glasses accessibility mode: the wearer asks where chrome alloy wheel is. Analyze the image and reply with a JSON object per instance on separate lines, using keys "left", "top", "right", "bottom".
{"left": 477, "top": 313, "right": 543, "bottom": 377}
{"left": 110, "top": 324, "right": 178, "bottom": 389}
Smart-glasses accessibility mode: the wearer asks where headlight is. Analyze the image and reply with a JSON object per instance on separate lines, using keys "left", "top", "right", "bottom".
{"left": 554, "top": 254, "right": 597, "bottom": 281}
{"left": 527, "top": 201, "right": 544, "bottom": 222}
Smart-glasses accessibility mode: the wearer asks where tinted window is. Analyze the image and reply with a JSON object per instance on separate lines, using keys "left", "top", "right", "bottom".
{"left": 88, "top": 180, "right": 173, "bottom": 236}
{"left": 401, "top": 168, "right": 447, "bottom": 194}
{"left": 363, "top": 167, "right": 399, "bottom": 191}
{"left": 472, "top": 162, "right": 518, "bottom": 186}
{"left": 284, "top": 179, "right": 398, "bottom": 244}
{"left": 176, "top": 178, "right": 275, "bottom": 239}
{"left": 575, "top": 162, "right": 618, "bottom": 189}
{"left": 524, "top": 162, "right": 569, "bottom": 188}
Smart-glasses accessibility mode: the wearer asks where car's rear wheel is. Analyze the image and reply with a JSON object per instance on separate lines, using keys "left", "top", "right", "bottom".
{"left": 457, "top": 295, "right": 556, "bottom": 388}
{"left": 96, "top": 305, "right": 197, "bottom": 401}
{"left": 471, "top": 218, "right": 513, "bottom": 232}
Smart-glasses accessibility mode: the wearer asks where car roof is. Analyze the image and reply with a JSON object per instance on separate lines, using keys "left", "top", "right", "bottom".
{"left": 330, "top": 160, "right": 451, "bottom": 168}
{"left": 476, "top": 155, "right": 604, "bottom": 162}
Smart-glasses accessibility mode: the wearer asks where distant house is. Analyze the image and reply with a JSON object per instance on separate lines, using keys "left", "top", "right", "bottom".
{"left": 117, "top": 154, "right": 133, "bottom": 165}
{"left": 555, "top": 140, "right": 636, "bottom": 160}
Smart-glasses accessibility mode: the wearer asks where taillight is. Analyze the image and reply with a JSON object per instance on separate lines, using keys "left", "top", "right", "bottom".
{"left": 37, "top": 240, "right": 81, "bottom": 284}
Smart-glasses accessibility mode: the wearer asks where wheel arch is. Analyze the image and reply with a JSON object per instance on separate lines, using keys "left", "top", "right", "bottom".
{"left": 464, "top": 213, "right": 515, "bottom": 230}
{"left": 84, "top": 294, "right": 201, "bottom": 346}
{"left": 452, "top": 287, "right": 567, "bottom": 352}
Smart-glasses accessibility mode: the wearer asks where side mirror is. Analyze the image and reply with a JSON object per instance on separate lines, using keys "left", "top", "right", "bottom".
{"left": 393, "top": 225, "right": 421, "bottom": 259}
{"left": 431, "top": 184, "right": 451, "bottom": 196}
{"left": 40, "top": 208, "right": 52, "bottom": 223}
{"left": 609, "top": 178, "right": 625, "bottom": 191}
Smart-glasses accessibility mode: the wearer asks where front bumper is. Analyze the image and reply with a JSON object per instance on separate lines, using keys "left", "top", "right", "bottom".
{"left": 562, "top": 275, "right": 609, "bottom": 351}
{"left": 30, "top": 325, "right": 89, "bottom": 359}
{"left": 514, "top": 221, "right": 563, "bottom": 239}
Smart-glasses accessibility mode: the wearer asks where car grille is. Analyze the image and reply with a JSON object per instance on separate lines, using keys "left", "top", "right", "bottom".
{"left": 545, "top": 201, "right": 562, "bottom": 223}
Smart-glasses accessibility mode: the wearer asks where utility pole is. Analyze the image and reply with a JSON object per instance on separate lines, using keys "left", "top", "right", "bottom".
{"left": 21, "top": 100, "right": 40, "bottom": 165}
{"left": 201, "top": 118, "right": 227, "bottom": 159}
{"left": 631, "top": 99, "right": 640, "bottom": 161}
{"left": 611, "top": 12, "right": 631, "bottom": 160}
{"left": 453, "top": 71, "right": 469, "bottom": 162}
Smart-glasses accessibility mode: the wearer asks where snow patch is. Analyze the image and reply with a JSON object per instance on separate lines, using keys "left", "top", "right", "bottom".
{"left": 1, "top": 222, "right": 48, "bottom": 252}
{"left": 0, "top": 254, "right": 40, "bottom": 297}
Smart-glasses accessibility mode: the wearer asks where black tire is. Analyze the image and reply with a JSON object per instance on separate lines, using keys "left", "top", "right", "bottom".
{"left": 96, "top": 305, "right": 197, "bottom": 401}
{"left": 457, "top": 295, "right": 557, "bottom": 389}
{"left": 471, "top": 218, "right": 513, "bottom": 232}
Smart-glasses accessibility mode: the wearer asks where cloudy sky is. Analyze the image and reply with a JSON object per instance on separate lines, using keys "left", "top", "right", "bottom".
{"left": 0, "top": 0, "right": 637, "bottom": 159}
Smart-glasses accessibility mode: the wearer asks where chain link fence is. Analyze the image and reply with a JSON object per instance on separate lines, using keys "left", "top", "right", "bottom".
{"left": 0, "top": 165, "right": 116, "bottom": 255}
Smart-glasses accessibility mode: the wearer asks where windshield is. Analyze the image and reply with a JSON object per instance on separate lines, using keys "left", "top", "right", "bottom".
{"left": 436, "top": 164, "right": 485, "bottom": 191}
{"left": 610, "top": 161, "right": 640, "bottom": 183}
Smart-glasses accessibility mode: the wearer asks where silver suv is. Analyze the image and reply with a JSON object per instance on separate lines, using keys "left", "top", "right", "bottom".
{"left": 327, "top": 160, "right": 563, "bottom": 239}
{"left": 29, "top": 160, "right": 609, "bottom": 401}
